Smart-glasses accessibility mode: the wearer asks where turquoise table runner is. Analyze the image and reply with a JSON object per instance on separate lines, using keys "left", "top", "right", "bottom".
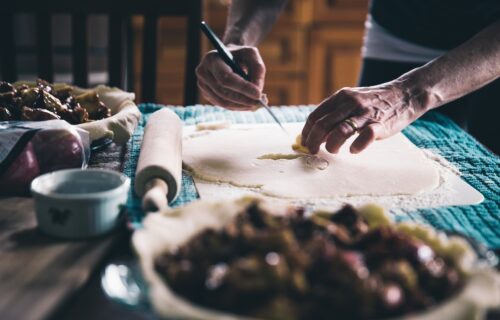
{"left": 124, "top": 104, "right": 500, "bottom": 249}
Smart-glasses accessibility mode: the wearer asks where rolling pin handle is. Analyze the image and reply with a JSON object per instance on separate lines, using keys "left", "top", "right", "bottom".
{"left": 142, "top": 178, "right": 169, "bottom": 213}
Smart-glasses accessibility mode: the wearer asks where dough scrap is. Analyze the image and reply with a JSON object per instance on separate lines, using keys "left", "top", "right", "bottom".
{"left": 292, "top": 134, "right": 311, "bottom": 154}
{"left": 196, "top": 120, "right": 231, "bottom": 131}
{"left": 183, "top": 123, "right": 440, "bottom": 199}
{"left": 257, "top": 153, "right": 303, "bottom": 160}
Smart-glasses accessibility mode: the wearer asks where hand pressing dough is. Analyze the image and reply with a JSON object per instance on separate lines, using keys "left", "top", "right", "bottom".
{"left": 183, "top": 123, "right": 440, "bottom": 199}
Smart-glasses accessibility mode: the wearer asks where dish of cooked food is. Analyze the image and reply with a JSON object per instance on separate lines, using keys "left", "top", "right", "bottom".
{"left": 154, "top": 204, "right": 461, "bottom": 319}
{"left": 133, "top": 197, "right": 499, "bottom": 320}
{"left": 0, "top": 79, "right": 110, "bottom": 124}
{"left": 0, "top": 79, "right": 140, "bottom": 144}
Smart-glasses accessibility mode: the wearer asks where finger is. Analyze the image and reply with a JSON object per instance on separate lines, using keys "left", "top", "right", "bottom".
{"left": 209, "top": 58, "right": 262, "bottom": 100}
{"left": 235, "top": 48, "right": 266, "bottom": 90}
{"left": 302, "top": 95, "right": 355, "bottom": 146}
{"left": 349, "top": 123, "right": 384, "bottom": 154}
{"left": 198, "top": 80, "right": 254, "bottom": 111}
{"left": 301, "top": 100, "right": 332, "bottom": 145}
{"left": 324, "top": 118, "right": 361, "bottom": 154}
{"left": 303, "top": 105, "right": 356, "bottom": 154}
{"left": 199, "top": 69, "right": 260, "bottom": 108}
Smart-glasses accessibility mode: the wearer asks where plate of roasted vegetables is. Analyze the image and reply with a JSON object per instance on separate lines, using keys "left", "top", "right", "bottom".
{"left": 0, "top": 79, "right": 140, "bottom": 144}
{"left": 132, "top": 197, "right": 500, "bottom": 320}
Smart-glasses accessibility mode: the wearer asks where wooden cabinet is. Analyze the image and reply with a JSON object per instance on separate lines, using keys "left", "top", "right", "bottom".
{"left": 132, "top": 0, "right": 368, "bottom": 106}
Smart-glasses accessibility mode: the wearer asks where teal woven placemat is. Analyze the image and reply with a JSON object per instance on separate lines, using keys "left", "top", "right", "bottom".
{"left": 124, "top": 104, "right": 500, "bottom": 249}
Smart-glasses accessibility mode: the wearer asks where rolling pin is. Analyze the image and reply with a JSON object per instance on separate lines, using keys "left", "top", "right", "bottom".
{"left": 135, "top": 108, "right": 182, "bottom": 212}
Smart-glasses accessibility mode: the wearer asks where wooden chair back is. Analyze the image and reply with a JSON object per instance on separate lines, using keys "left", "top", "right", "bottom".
{"left": 0, "top": 0, "right": 201, "bottom": 105}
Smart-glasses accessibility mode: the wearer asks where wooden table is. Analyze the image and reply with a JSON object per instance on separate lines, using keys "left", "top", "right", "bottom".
{"left": 0, "top": 143, "right": 129, "bottom": 320}
{"left": 1, "top": 126, "right": 499, "bottom": 319}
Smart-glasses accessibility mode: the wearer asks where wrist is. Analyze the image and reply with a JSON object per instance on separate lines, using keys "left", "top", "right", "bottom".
{"left": 223, "top": 26, "right": 247, "bottom": 46}
{"left": 392, "top": 74, "right": 442, "bottom": 113}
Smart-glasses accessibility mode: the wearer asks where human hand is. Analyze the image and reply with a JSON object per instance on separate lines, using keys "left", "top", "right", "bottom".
{"left": 301, "top": 82, "right": 429, "bottom": 154}
{"left": 196, "top": 45, "right": 266, "bottom": 111}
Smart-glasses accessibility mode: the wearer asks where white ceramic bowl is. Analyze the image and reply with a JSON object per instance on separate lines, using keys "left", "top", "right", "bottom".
{"left": 31, "top": 168, "right": 130, "bottom": 239}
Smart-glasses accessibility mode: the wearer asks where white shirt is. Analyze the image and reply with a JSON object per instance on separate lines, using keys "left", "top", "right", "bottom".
{"left": 362, "top": 15, "right": 447, "bottom": 64}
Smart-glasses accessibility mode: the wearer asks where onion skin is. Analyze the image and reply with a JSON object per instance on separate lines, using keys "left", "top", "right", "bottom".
{"left": 0, "top": 141, "right": 41, "bottom": 195}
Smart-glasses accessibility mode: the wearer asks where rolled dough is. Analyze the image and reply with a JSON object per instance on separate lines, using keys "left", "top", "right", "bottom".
{"left": 292, "top": 134, "right": 311, "bottom": 154}
{"left": 182, "top": 123, "right": 440, "bottom": 199}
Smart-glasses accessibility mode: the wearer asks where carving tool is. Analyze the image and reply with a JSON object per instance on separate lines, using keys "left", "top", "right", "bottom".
{"left": 200, "top": 21, "right": 287, "bottom": 134}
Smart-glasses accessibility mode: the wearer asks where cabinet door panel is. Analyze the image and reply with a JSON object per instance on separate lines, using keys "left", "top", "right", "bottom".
{"left": 313, "top": 0, "right": 369, "bottom": 24}
{"left": 308, "top": 27, "right": 364, "bottom": 103}
{"left": 260, "top": 28, "right": 307, "bottom": 73}
{"left": 265, "top": 76, "right": 307, "bottom": 106}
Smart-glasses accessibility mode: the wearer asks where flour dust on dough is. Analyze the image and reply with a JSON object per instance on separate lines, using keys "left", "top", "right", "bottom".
{"left": 182, "top": 123, "right": 440, "bottom": 199}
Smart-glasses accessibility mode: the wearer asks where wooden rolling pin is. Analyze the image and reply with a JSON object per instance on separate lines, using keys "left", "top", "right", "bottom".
{"left": 135, "top": 108, "right": 182, "bottom": 212}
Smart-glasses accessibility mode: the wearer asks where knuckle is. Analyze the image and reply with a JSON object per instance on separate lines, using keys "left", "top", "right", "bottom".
{"left": 337, "top": 122, "right": 353, "bottom": 136}
{"left": 258, "top": 62, "right": 266, "bottom": 73}
{"left": 244, "top": 83, "right": 259, "bottom": 96}
{"left": 365, "top": 126, "right": 377, "bottom": 139}
{"left": 219, "top": 72, "right": 232, "bottom": 86}
{"left": 371, "top": 107, "right": 385, "bottom": 122}
{"left": 351, "top": 95, "right": 364, "bottom": 106}
{"left": 220, "top": 87, "right": 232, "bottom": 98}
{"left": 206, "top": 50, "right": 218, "bottom": 59}
{"left": 235, "top": 80, "right": 247, "bottom": 91}
{"left": 336, "top": 87, "right": 362, "bottom": 105}
{"left": 315, "top": 119, "right": 330, "bottom": 134}
{"left": 227, "top": 91, "right": 243, "bottom": 103}
{"left": 195, "top": 65, "right": 203, "bottom": 77}
{"left": 336, "top": 87, "right": 351, "bottom": 97}
{"left": 356, "top": 106, "right": 374, "bottom": 119}
{"left": 247, "top": 46, "right": 259, "bottom": 56}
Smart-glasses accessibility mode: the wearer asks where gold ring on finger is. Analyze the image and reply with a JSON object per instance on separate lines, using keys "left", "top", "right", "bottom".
{"left": 343, "top": 118, "right": 359, "bottom": 132}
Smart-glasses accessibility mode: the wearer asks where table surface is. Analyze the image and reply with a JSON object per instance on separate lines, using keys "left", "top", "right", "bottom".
{"left": 53, "top": 104, "right": 500, "bottom": 320}
{"left": 3, "top": 105, "right": 500, "bottom": 320}
{"left": 0, "top": 142, "right": 129, "bottom": 320}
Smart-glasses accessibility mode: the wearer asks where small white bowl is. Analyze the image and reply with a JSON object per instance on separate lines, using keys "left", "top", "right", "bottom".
{"left": 31, "top": 168, "right": 130, "bottom": 239}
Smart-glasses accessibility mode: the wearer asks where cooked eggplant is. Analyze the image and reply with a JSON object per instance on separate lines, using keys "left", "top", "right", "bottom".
{"left": 42, "top": 91, "right": 68, "bottom": 113}
{"left": 0, "top": 79, "right": 110, "bottom": 123}
{"left": 21, "top": 106, "right": 60, "bottom": 121}
{"left": 75, "top": 91, "right": 111, "bottom": 120}
{"left": 0, "top": 81, "right": 16, "bottom": 94}
{"left": 59, "top": 104, "right": 89, "bottom": 124}
{"left": 0, "top": 107, "right": 12, "bottom": 120}
{"left": 19, "top": 88, "right": 40, "bottom": 107}
{"left": 155, "top": 204, "right": 465, "bottom": 320}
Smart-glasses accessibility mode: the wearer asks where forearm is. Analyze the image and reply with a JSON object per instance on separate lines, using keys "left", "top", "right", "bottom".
{"left": 223, "top": 0, "right": 287, "bottom": 46}
{"left": 397, "top": 20, "right": 500, "bottom": 111}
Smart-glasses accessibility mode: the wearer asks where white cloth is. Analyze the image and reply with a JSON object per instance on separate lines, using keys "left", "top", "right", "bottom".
{"left": 362, "top": 15, "right": 447, "bottom": 64}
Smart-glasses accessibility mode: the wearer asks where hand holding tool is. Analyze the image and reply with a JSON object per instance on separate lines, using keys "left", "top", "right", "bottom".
{"left": 200, "top": 21, "right": 287, "bottom": 134}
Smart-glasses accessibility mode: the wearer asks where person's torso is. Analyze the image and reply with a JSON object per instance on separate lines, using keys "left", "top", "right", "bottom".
{"left": 370, "top": 0, "right": 500, "bottom": 50}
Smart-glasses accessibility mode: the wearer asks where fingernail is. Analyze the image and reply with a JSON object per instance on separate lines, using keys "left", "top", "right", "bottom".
{"left": 261, "top": 94, "right": 268, "bottom": 104}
